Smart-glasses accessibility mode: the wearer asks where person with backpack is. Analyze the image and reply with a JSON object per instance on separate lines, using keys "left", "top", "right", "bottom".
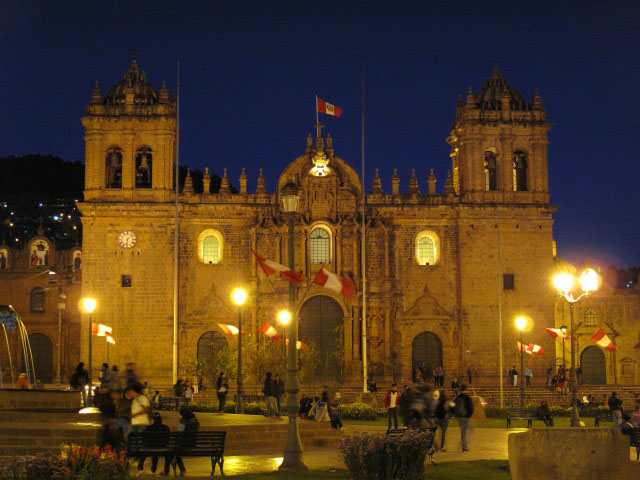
{"left": 453, "top": 384, "right": 474, "bottom": 452}
{"left": 175, "top": 407, "right": 199, "bottom": 476}
{"left": 434, "top": 390, "right": 449, "bottom": 451}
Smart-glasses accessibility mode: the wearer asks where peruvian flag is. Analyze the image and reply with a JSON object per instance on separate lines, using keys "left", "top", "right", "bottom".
{"left": 252, "top": 250, "right": 306, "bottom": 285}
{"left": 517, "top": 342, "right": 544, "bottom": 356}
{"left": 218, "top": 324, "right": 244, "bottom": 335}
{"left": 590, "top": 328, "right": 615, "bottom": 351}
{"left": 257, "top": 322, "right": 281, "bottom": 341}
{"left": 544, "top": 327, "right": 569, "bottom": 340}
{"left": 317, "top": 97, "right": 342, "bottom": 117}
{"left": 91, "top": 323, "right": 112, "bottom": 337}
{"left": 312, "top": 267, "right": 357, "bottom": 299}
{"left": 286, "top": 339, "right": 307, "bottom": 350}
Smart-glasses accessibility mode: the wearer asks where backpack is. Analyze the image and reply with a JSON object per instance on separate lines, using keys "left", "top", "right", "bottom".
{"left": 454, "top": 395, "right": 468, "bottom": 417}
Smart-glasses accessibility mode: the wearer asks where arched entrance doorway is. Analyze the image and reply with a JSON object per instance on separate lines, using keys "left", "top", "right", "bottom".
{"left": 27, "top": 333, "right": 53, "bottom": 384}
{"left": 299, "top": 295, "right": 344, "bottom": 381}
{"left": 581, "top": 346, "right": 606, "bottom": 384}
{"left": 412, "top": 332, "right": 442, "bottom": 382}
{"left": 197, "top": 331, "right": 228, "bottom": 378}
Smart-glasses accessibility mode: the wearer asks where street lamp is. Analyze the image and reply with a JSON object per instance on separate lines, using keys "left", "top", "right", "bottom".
{"left": 80, "top": 297, "right": 96, "bottom": 405}
{"left": 515, "top": 316, "right": 527, "bottom": 407}
{"left": 553, "top": 267, "right": 599, "bottom": 427}
{"left": 231, "top": 288, "right": 247, "bottom": 414}
{"left": 278, "top": 310, "right": 291, "bottom": 363}
{"left": 278, "top": 179, "right": 307, "bottom": 472}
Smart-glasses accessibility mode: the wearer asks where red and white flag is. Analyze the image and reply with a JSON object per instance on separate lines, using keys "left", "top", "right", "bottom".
{"left": 285, "top": 339, "right": 307, "bottom": 350}
{"left": 252, "top": 250, "right": 306, "bottom": 285}
{"left": 590, "top": 328, "right": 615, "bottom": 351}
{"left": 517, "top": 341, "right": 544, "bottom": 356}
{"left": 544, "top": 327, "right": 568, "bottom": 340}
{"left": 91, "top": 323, "right": 112, "bottom": 337}
{"left": 257, "top": 322, "right": 281, "bottom": 341}
{"left": 106, "top": 335, "right": 115, "bottom": 345}
{"left": 218, "top": 324, "right": 244, "bottom": 335}
{"left": 312, "top": 267, "right": 357, "bottom": 299}
{"left": 317, "top": 97, "right": 342, "bottom": 117}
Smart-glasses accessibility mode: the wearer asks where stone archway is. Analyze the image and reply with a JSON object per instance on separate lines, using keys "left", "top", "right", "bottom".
{"left": 412, "top": 331, "right": 443, "bottom": 382}
{"left": 299, "top": 295, "right": 344, "bottom": 381}
{"left": 27, "top": 333, "right": 53, "bottom": 384}
{"left": 581, "top": 346, "right": 606, "bottom": 384}
{"left": 197, "top": 331, "right": 228, "bottom": 378}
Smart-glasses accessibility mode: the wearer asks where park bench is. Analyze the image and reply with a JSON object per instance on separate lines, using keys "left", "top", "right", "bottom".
{"left": 506, "top": 408, "right": 535, "bottom": 428}
{"left": 158, "top": 397, "right": 191, "bottom": 411}
{"left": 387, "top": 426, "right": 437, "bottom": 464}
{"left": 594, "top": 411, "right": 631, "bottom": 427}
{"left": 127, "top": 431, "right": 226, "bottom": 476}
{"left": 629, "top": 428, "right": 640, "bottom": 461}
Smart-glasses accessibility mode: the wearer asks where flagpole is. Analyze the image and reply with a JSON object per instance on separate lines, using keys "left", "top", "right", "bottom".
{"left": 361, "top": 59, "right": 368, "bottom": 393}
{"left": 315, "top": 95, "right": 320, "bottom": 138}
{"left": 172, "top": 60, "right": 180, "bottom": 385}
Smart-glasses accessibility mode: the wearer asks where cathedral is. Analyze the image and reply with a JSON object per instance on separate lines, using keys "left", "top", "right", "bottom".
{"left": 74, "top": 60, "right": 639, "bottom": 388}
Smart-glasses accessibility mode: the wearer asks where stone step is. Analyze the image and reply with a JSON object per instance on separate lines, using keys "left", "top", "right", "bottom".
{"left": 0, "top": 411, "right": 102, "bottom": 423}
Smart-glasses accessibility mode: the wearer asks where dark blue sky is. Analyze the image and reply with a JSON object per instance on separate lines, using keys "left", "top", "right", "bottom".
{"left": 1, "top": 1, "right": 639, "bottom": 266}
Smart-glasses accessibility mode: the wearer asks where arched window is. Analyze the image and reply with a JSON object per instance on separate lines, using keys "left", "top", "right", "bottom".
{"left": 197, "top": 229, "right": 223, "bottom": 264}
{"left": 30, "top": 287, "right": 45, "bottom": 313}
{"left": 484, "top": 151, "right": 498, "bottom": 191}
{"left": 135, "top": 147, "right": 152, "bottom": 188}
{"left": 310, "top": 227, "right": 331, "bottom": 264}
{"left": 415, "top": 231, "right": 440, "bottom": 266}
{"left": 584, "top": 308, "right": 598, "bottom": 327}
{"left": 513, "top": 151, "right": 528, "bottom": 191}
{"left": 105, "top": 147, "right": 122, "bottom": 188}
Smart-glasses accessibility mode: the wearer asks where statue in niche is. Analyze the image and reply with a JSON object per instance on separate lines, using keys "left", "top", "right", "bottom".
{"left": 135, "top": 148, "right": 152, "bottom": 188}
{"left": 106, "top": 148, "right": 122, "bottom": 188}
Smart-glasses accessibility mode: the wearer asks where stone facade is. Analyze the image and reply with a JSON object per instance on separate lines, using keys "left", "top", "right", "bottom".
{"left": 75, "top": 61, "right": 639, "bottom": 388}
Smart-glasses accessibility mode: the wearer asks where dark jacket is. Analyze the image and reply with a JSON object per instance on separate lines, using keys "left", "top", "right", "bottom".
{"left": 608, "top": 396, "right": 623, "bottom": 411}
{"left": 263, "top": 376, "right": 274, "bottom": 396}
{"left": 273, "top": 379, "right": 285, "bottom": 397}
{"left": 454, "top": 393, "right": 474, "bottom": 418}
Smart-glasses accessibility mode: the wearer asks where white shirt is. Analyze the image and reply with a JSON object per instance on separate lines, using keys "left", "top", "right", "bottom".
{"left": 131, "top": 395, "right": 150, "bottom": 425}
{"left": 389, "top": 392, "right": 398, "bottom": 408}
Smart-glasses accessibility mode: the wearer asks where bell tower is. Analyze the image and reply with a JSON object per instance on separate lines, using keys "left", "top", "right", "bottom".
{"left": 447, "top": 68, "right": 550, "bottom": 204}
{"left": 81, "top": 60, "right": 177, "bottom": 202}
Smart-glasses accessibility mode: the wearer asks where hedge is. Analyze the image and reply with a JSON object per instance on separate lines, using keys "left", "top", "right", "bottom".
{"left": 484, "top": 405, "right": 610, "bottom": 418}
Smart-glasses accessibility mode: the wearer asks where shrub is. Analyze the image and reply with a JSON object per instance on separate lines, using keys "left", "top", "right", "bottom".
{"left": 0, "top": 452, "right": 65, "bottom": 480}
{"left": 339, "top": 431, "right": 433, "bottom": 480}
{"left": 223, "top": 401, "right": 237, "bottom": 413}
{"left": 243, "top": 402, "right": 266, "bottom": 415}
{"left": 340, "top": 402, "right": 378, "bottom": 421}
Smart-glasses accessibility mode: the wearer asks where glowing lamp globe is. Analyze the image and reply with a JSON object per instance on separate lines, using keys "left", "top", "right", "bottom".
{"left": 553, "top": 273, "right": 574, "bottom": 293}
{"left": 278, "top": 310, "right": 291, "bottom": 326}
{"left": 580, "top": 268, "right": 598, "bottom": 293}
{"left": 280, "top": 180, "right": 301, "bottom": 214}
{"left": 232, "top": 288, "right": 247, "bottom": 307}
{"left": 81, "top": 297, "right": 97, "bottom": 313}
{"left": 515, "top": 316, "right": 527, "bottom": 331}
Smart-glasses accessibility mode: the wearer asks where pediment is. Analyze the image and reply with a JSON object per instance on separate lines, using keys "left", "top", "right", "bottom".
{"left": 404, "top": 283, "right": 450, "bottom": 319}
{"left": 188, "top": 284, "right": 234, "bottom": 319}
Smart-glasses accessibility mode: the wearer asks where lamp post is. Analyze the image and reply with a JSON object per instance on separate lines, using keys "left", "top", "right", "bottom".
{"left": 278, "top": 310, "right": 291, "bottom": 364}
{"left": 278, "top": 179, "right": 307, "bottom": 472}
{"left": 515, "top": 316, "right": 527, "bottom": 407}
{"left": 231, "top": 288, "right": 247, "bottom": 414}
{"left": 560, "top": 325, "right": 568, "bottom": 371}
{"left": 81, "top": 297, "right": 96, "bottom": 405}
{"left": 553, "top": 268, "right": 599, "bottom": 427}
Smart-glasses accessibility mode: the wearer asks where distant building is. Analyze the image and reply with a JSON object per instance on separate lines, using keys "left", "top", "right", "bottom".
{"left": 73, "top": 60, "right": 638, "bottom": 388}
{"left": 0, "top": 231, "right": 82, "bottom": 385}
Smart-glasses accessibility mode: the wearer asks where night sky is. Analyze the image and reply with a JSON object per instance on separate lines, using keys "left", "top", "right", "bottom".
{"left": 2, "top": 1, "right": 639, "bottom": 266}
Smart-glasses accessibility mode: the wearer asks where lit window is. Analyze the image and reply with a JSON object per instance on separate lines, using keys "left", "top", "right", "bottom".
{"left": 584, "top": 308, "right": 598, "bottom": 327}
{"left": 30, "top": 287, "right": 45, "bottom": 313}
{"left": 415, "top": 231, "right": 440, "bottom": 266}
{"left": 202, "top": 236, "right": 219, "bottom": 264}
{"left": 513, "top": 151, "right": 528, "bottom": 191}
{"left": 197, "top": 229, "right": 223, "bottom": 264}
{"left": 310, "top": 228, "right": 331, "bottom": 264}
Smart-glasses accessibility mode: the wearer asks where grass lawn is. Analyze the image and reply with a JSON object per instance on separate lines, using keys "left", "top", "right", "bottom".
{"left": 344, "top": 416, "right": 597, "bottom": 428}
{"left": 137, "top": 461, "right": 511, "bottom": 479}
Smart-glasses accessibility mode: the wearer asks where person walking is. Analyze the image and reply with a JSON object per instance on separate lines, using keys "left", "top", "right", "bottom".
{"left": 608, "top": 391, "right": 623, "bottom": 426}
{"left": 137, "top": 413, "right": 171, "bottom": 477}
{"left": 128, "top": 385, "right": 150, "bottom": 435}
{"left": 508, "top": 366, "right": 518, "bottom": 386}
{"left": 524, "top": 367, "right": 532, "bottom": 386}
{"left": 434, "top": 390, "right": 449, "bottom": 451}
{"left": 384, "top": 383, "right": 401, "bottom": 431}
{"left": 454, "top": 384, "right": 474, "bottom": 452}
{"left": 451, "top": 377, "right": 460, "bottom": 395}
{"left": 263, "top": 372, "right": 277, "bottom": 417}
{"left": 191, "top": 374, "right": 199, "bottom": 395}
{"left": 184, "top": 381, "right": 194, "bottom": 401}
{"left": 273, "top": 374, "right": 285, "bottom": 417}
{"left": 70, "top": 362, "right": 89, "bottom": 406}
{"left": 215, "top": 372, "right": 228, "bottom": 413}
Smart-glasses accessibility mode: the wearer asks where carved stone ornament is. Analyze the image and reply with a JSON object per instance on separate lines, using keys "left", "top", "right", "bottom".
{"left": 403, "top": 283, "right": 451, "bottom": 319}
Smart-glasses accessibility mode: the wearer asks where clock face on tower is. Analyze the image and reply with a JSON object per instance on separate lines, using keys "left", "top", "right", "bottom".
{"left": 118, "top": 230, "right": 137, "bottom": 248}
